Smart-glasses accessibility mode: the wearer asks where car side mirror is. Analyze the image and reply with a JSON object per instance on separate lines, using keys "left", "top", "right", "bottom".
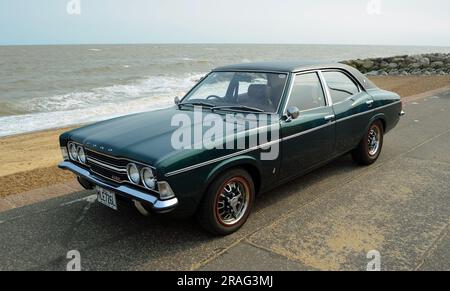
{"left": 174, "top": 96, "right": 181, "bottom": 105}
{"left": 286, "top": 106, "right": 300, "bottom": 121}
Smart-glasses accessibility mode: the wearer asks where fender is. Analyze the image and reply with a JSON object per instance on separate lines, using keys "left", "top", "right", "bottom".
{"left": 204, "top": 155, "right": 262, "bottom": 194}
{"left": 365, "top": 112, "right": 387, "bottom": 134}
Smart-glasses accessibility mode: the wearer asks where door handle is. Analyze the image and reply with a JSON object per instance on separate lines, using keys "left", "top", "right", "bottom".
{"left": 324, "top": 115, "right": 335, "bottom": 122}
{"left": 366, "top": 100, "right": 374, "bottom": 107}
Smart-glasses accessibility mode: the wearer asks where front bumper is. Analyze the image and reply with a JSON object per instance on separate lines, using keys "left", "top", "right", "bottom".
{"left": 59, "top": 161, "right": 178, "bottom": 213}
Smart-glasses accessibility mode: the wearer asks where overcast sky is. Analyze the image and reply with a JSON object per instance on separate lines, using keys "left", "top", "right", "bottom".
{"left": 1, "top": 0, "right": 449, "bottom": 46}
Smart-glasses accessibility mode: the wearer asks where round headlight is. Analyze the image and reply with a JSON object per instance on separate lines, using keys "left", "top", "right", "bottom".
{"left": 127, "top": 163, "right": 140, "bottom": 184}
{"left": 68, "top": 143, "right": 78, "bottom": 161}
{"left": 77, "top": 146, "right": 86, "bottom": 164}
{"left": 141, "top": 168, "right": 156, "bottom": 189}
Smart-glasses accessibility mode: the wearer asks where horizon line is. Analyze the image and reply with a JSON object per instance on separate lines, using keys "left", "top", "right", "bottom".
{"left": 1, "top": 42, "right": 450, "bottom": 48}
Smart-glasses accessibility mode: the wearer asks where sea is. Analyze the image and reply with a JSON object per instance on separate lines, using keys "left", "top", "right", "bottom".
{"left": 1, "top": 44, "right": 450, "bottom": 137}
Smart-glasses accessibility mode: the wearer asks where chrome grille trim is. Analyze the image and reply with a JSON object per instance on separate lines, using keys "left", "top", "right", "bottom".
{"left": 84, "top": 148, "right": 155, "bottom": 169}
{"left": 86, "top": 157, "right": 127, "bottom": 173}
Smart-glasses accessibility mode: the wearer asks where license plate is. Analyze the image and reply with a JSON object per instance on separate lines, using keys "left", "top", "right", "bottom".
{"left": 96, "top": 186, "right": 118, "bottom": 210}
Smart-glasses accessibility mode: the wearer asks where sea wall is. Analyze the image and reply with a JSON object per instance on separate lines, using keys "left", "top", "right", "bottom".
{"left": 341, "top": 53, "right": 450, "bottom": 76}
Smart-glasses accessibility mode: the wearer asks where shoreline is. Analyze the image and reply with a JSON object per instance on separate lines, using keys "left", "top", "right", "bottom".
{"left": 1, "top": 75, "right": 450, "bottom": 198}
{"left": 2, "top": 75, "right": 450, "bottom": 139}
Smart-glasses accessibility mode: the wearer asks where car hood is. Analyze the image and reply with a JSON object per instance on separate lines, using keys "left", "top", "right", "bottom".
{"left": 64, "top": 106, "right": 279, "bottom": 167}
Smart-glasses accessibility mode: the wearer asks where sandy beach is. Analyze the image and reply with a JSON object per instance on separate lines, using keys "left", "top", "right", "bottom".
{"left": 0, "top": 75, "right": 449, "bottom": 198}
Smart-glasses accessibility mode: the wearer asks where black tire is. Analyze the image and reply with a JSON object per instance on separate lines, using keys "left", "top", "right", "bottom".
{"left": 197, "top": 168, "right": 255, "bottom": 236}
{"left": 352, "top": 120, "right": 384, "bottom": 165}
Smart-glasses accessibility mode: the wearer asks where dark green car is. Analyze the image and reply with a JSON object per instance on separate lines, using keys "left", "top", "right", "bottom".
{"left": 59, "top": 62, "right": 404, "bottom": 235}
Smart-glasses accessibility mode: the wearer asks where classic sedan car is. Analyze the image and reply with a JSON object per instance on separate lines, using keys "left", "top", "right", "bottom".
{"left": 59, "top": 62, "right": 404, "bottom": 235}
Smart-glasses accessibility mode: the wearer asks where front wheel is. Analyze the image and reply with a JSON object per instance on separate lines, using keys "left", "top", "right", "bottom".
{"left": 197, "top": 169, "right": 255, "bottom": 236}
{"left": 352, "top": 120, "right": 384, "bottom": 165}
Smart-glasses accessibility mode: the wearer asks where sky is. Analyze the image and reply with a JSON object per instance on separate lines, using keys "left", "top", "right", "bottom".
{"left": 1, "top": 0, "right": 450, "bottom": 46}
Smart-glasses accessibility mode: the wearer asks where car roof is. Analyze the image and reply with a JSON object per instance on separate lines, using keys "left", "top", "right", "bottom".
{"left": 213, "top": 61, "right": 347, "bottom": 73}
{"left": 212, "top": 61, "right": 378, "bottom": 90}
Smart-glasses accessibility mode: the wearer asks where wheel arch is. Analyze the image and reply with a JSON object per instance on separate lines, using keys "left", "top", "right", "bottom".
{"left": 204, "top": 156, "right": 262, "bottom": 197}
{"left": 367, "top": 113, "right": 387, "bottom": 133}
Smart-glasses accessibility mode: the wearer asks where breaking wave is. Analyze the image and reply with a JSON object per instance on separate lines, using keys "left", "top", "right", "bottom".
{"left": 0, "top": 73, "right": 205, "bottom": 137}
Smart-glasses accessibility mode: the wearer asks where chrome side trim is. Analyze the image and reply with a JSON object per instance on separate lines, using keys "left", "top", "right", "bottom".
{"left": 281, "top": 121, "right": 335, "bottom": 142}
{"left": 335, "top": 101, "right": 401, "bottom": 123}
{"left": 165, "top": 139, "right": 281, "bottom": 177}
{"left": 324, "top": 115, "right": 336, "bottom": 121}
{"left": 59, "top": 161, "right": 178, "bottom": 212}
{"left": 164, "top": 101, "right": 402, "bottom": 177}
{"left": 86, "top": 157, "right": 127, "bottom": 173}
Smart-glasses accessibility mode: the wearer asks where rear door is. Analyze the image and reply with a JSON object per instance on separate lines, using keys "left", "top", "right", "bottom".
{"left": 279, "top": 71, "right": 336, "bottom": 180}
{"left": 321, "top": 70, "right": 375, "bottom": 155}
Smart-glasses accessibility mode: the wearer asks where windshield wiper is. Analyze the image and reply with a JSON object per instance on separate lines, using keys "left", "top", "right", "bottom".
{"left": 178, "top": 101, "right": 215, "bottom": 109}
{"left": 212, "top": 105, "right": 266, "bottom": 113}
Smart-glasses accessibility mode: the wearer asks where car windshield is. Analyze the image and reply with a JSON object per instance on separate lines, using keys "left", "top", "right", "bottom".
{"left": 181, "top": 72, "right": 288, "bottom": 113}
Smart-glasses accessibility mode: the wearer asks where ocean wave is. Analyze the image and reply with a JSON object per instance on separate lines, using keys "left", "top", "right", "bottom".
{"left": 0, "top": 73, "right": 205, "bottom": 137}
{"left": 13, "top": 73, "right": 205, "bottom": 113}
{"left": 0, "top": 96, "right": 174, "bottom": 137}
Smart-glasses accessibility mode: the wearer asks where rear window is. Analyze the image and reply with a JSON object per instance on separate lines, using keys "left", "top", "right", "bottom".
{"left": 322, "top": 71, "right": 360, "bottom": 103}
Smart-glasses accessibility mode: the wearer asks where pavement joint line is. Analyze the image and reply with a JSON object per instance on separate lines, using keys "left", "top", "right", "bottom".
{"left": 60, "top": 197, "right": 97, "bottom": 248}
{"left": 414, "top": 220, "right": 449, "bottom": 271}
{"left": 244, "top": 239, "right": 310, "bottom": 268}
{"left": 192, "top": 127, "right": 450, "bottom": 270}
{"left": 0, "top": 192, "right": 96, "bottom": 225}
{"left": 189, "top": 239, "right": 247, "bottom": 271}
{"left": 0, "top": 214, "right": 26, "bottom": 224}
{"left": 403, "top": 155, "right": 450, "bottom": 167}
{"left": 59, "top": 194, "right": 97, "bottom": 207}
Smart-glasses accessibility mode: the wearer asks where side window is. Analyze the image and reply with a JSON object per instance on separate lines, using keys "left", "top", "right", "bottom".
{"left": 287, "top": 72, "right": 326, "bottom": 111}
{"left": 322, "top": 71, "right": 360, "bottom": 103}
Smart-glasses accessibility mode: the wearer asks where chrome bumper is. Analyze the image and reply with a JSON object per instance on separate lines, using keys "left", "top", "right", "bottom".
{"left": 400, "top": 110, "right": 406, "bottom": 117}
{"left": 58, "top": 161, "right": 178, "bottom": 213}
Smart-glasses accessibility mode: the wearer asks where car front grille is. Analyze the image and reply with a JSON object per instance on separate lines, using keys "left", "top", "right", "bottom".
{"left": 86, "top": 149, "right": 128, "bottom": 168}
{"left": 85, "top": 149, "right": 128, "bottom": 184}
{"left": 82, "top": 148, "right": 158, "bottom": 194}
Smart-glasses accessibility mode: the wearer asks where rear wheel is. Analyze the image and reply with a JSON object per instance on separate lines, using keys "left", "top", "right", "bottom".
{"left": 197, "top": 169, "right": 255, "bottom": 236}
{"left": 352, "top": 120, "right": 384, "bottom": 165}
